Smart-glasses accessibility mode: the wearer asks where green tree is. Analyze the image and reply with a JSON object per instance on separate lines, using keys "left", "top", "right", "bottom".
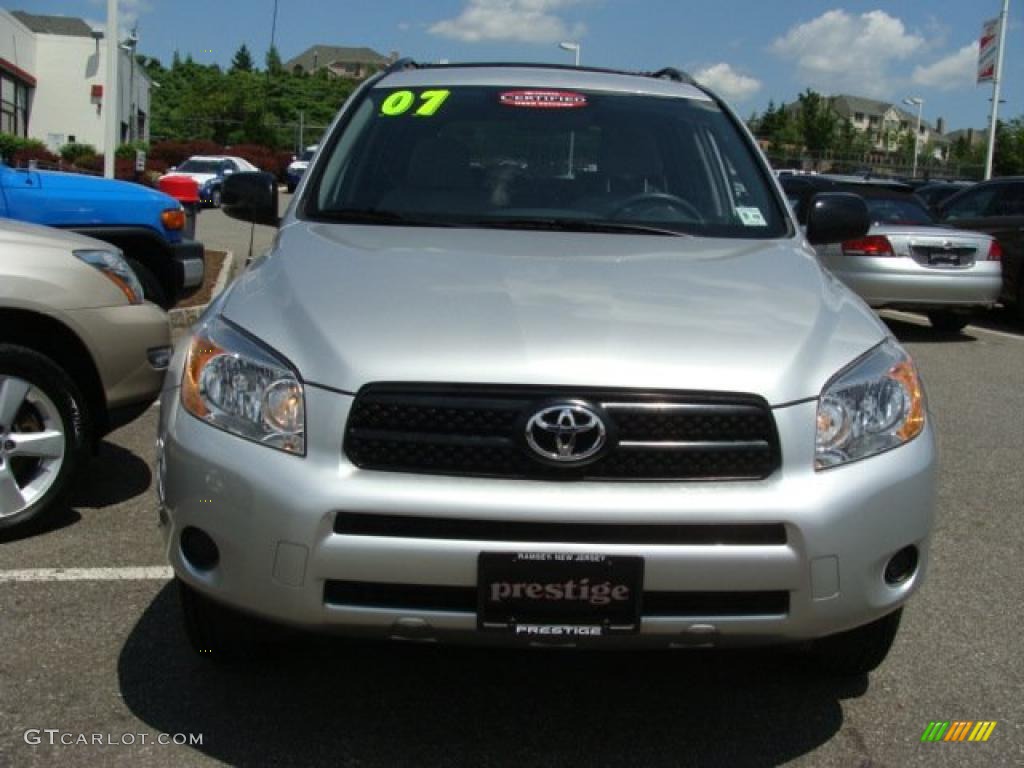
{"left": 796, "top": 89, "right": 837, "bottom": 154}
{"left": 230, "top": 44, "right": 254, "bottom": 73}
{"left": 266, "top": 46, "right": 284, "bottom": 77}
{"left": 994, "top": 118, "right": 1024, "bottom": 176}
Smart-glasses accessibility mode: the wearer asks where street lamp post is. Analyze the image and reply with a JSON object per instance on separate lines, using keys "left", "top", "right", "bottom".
{"left": 558, "top": 41, "right": 581, "bottom": 66}
{"left": 557, "top": 42, "right": 581, "bottom": 177}
{"left": 903, "top": 97, "right": 923, "bottom": 179}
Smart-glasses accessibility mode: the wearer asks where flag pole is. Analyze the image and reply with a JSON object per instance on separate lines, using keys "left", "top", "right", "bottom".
{"left": 984, "top": 0, "right": 1010, "bottom": 180}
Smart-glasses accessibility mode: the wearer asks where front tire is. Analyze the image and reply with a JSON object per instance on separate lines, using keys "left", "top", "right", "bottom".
{"left": 806, "top": 608, "right": 903, "bottom": 676}
{"left": 927, "top": 311, "right": 970, "bottom": 333}
{"left": 0, "top": 345, "right": 91, "bottom": 530}
{"left": 126, "top": 258, "right": 171, "bottom": 309}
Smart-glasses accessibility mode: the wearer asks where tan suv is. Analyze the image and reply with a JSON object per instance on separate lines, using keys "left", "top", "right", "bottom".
{"left": 1, "top": 218, "right": 171, "bottom": 529}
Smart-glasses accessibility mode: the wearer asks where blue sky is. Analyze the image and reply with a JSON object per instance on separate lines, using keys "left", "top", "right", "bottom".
{"left": 14, "top": 0, "right": 1022, "bottom": 131}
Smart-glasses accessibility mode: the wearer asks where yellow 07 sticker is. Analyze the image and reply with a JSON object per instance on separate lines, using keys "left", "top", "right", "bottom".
{"left": 380, "top": 89, "right": 451, "bottom": 117}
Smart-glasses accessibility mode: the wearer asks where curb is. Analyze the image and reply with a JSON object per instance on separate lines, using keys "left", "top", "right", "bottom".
{"left": 168, "top": 250, "right": 235, "bottom": 329}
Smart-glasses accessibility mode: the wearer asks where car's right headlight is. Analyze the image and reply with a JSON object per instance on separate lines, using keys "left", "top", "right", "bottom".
{"left": 74, "top": 249, "right": 144, "bottom": 304}
{"left": 181, "top": 316, "right": 305, "bottom": 455}
{"left": 815, "top": 339, "right": 926, "bottom": 470}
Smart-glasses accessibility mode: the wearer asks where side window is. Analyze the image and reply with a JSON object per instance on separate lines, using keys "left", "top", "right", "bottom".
{"left": 990, "top": 183, "right": 1024, "bottom": 216}
{"left": 942, "top": 185, "right": 999, "bottom": 220}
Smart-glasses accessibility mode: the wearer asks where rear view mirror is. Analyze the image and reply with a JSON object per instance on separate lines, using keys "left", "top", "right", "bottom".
{"left": 222, "top": 172, "right": 279, "bottom": 227}
{"left": 805, "top": 193, "right": 869, "bottom": 245}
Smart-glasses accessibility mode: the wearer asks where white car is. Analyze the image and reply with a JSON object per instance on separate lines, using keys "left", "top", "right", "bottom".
{"left": 160, "top": 156, "right": 259, "bottom": 208}
{"left": 286, "top": 145, "right": 318, "bottom": 193}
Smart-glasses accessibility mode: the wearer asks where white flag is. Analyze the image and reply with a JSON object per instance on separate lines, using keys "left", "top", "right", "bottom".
{"left": 977, "top": 16, "right": 1001, "bottom": 83}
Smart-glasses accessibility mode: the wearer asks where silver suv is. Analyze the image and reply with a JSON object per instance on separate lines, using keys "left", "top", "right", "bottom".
{"left": 159, "top": 63, "right": 936, "bottom": 675}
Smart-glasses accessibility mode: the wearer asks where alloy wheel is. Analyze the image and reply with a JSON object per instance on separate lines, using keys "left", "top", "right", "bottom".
{"left": 0, "top": 375, "right": 66, "bottom": 519}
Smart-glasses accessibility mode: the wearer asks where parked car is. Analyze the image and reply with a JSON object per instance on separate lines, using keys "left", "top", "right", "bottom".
{"left": 915, "top": 181, "right": 973, "bottom": 213}
{"left": 0, "top": 160, "right": 204, "bottom": 310}
{"left": 937, "top": 177, "right": 1024, "bottom": 322}
{"left": 782, "top": 175, "right": 1002, "bottom": 332}
{"left": 285, "top": 146, "right": 318, "bottom": 193}
{"left": 0, "top": 218, "right": 170, "bottom": 529}
{"left": 160, "top": 156, "right": 259, "bottom": 208}
{"left": 160, "top": 62, "right": 936, "bottom": 677}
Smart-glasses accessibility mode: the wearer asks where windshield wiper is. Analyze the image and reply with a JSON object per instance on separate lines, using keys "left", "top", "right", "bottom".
{"left": 314, "top": 209, "right": 458, "bottom": 227}
{"left": 474, "top": 218, "right": 690, "bottom": 237}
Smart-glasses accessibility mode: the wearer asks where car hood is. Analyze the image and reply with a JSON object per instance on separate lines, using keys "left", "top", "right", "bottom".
{"left": 221, "top": 224, "right": 888, "bottom": 405}
{"left": 287, "top": 162, "right": 309, "bottom": 172}
{"left": 0, "top": 216, "right": 113, "bottom": 251}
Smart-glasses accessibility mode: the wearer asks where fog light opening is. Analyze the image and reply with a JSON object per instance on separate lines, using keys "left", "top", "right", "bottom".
{"left": 181, "top": 526, "right": 220, "bottom": 571}
{"left": 884, "top": 545, "right": 919, "bottom": 586}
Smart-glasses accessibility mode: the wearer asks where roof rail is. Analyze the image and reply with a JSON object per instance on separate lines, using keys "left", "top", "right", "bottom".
{"left": 648, "top": 67, "right": 698, "bottom": 86}
{"left": 384, "top": 57, "right": 419, "bottom": 74}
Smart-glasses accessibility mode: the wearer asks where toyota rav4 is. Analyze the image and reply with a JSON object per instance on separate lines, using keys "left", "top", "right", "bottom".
{"left": 157, "top": 62, "right": 937, "bottom": 676}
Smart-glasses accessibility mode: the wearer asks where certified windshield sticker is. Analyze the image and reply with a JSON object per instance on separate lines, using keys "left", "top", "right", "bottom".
{"left": 736, "top": 206, "right": 768, "bottom": 227}
{"left": 380, "top": 89, "right": 451, "bottom": 117}
{"left": 499, "top": 90, "right": 588, "bottom": 108}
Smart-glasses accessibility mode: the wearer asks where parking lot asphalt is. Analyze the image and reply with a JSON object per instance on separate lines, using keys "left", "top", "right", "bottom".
{"left": 1, "top": 206, "right": 1023, "bottom": 767}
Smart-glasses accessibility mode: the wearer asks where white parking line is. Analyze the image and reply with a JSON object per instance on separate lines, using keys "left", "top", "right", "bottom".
{"left": 0, "top": 567, "right": 173, "bottom": 583}
{"left": 881, "top": 310, "right": 1024, "bottom": 342}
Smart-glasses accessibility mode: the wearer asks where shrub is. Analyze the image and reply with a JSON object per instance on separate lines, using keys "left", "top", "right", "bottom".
{"left": 0, "top": 133, "right": 49, "bottom": 162}
{"left": 226, "top": 143, "right": 277, "bottom": 172}
{"left": 11, "top": 145, "right": 61, "bottom": 167}
{"left": 149, "top": 139, "right": 224, "bottom": 168}
{"left": 115, "top": 140, "right": 150, "bottom": 160}
{"left": 59, "top": 142, "right": 98, "bottom": 163}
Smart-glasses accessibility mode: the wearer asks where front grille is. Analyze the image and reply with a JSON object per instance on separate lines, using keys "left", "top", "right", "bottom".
{"left": 334, "top": 512, "right": 787, "bottom": 545}
{"left": 323, "top": 580, "right": 790, "bottom": 618}
{"left": 344, "top": 385, "right": 780, "bottom": 481}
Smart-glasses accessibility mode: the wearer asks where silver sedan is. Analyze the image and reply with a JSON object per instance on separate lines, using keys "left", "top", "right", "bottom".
{"left": 799, "top": 185, "right": 1001, "bottom": 332}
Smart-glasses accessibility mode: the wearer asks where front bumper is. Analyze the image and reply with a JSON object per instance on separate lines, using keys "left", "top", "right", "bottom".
{"left": 170, "top": 240, "right": 205, "bottom": 296}
{"left": 827, "top": 257, "right": 1002, "bottom": 309}
{"left": 158, "top": 384, "right": 937, "bottom": 647}
{"left": 65, "top": 302, "right": 170, "bottom": 431}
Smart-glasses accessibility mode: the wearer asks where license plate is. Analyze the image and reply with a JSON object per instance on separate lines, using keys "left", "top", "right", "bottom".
{"left": 477, "top": 552, "right": 643, "bottom": 637}
{"left": 927, "top": 252, "right": 962, "bottom": 266}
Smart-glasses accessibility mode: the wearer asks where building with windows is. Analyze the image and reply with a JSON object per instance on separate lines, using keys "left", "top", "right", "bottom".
{"left": 284, "top": 45, "right": 398, "bottom": 80}
{"left": 0, "top": 9, "right": 150, "bottom": 153}
{"left": 828, "top": 94, "right": 950, "bottom": 159}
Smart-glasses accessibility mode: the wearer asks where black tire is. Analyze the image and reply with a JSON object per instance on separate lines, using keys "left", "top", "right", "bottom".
{"left": 927, "top": 311, "right": 970, "bottom": 333}
{"left": 126, "top": 258, "right": 171, "bottom": 310}
{"left": 806, "top": 608, "right": 903, "bottom": 677}
{"left": 211, "top": 187, "right": 223, "bottom": 208}
{"left": 286, "top": 183, "right": 296, "bottom": 194}
{"left": 0, "top": 344, "right": 91, "bottom": 530}
{"left": 178, "top": 578, "right": 274, "bottom": 662}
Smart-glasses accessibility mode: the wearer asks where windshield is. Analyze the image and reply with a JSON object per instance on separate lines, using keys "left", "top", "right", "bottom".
{"left": 865, "top": 196, "right": 935, "bottom": 226}
{"left": 306, "top": 85, "right": 788, "bottom": 238}
{"left": 178, "top": 160, "right": 225, "bottom": 174}
{"left": 300, "top": 149, "right": 316, "bottom": 161}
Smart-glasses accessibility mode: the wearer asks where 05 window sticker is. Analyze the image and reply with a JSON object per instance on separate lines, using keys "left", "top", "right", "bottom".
{"left": 379, "top": 89, "right": 451, "bottom": 117}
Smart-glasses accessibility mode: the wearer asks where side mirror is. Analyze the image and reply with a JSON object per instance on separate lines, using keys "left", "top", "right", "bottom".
{"left": 805, "top": 192, "right": 869, "bottom": 245}
{"left": 222, "top": 172, "right": 279, "bottom": 227}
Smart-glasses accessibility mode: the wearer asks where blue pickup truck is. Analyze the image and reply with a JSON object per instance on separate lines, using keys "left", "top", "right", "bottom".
{"left": 0, "top": 161, "right": 204, "bottom": 309}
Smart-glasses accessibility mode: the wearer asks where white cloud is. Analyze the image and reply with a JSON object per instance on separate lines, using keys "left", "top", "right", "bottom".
{"left": 912, "top": 42, "right": 979, "bottom": 90}
{"left": 772, "top": 9, "right": 924, "bottom": 97}
{"left": 694, "top": 62, "right": 762, "bottom": 101}
{"left": 429, "top": 0, "right": 586, "bottom": 44}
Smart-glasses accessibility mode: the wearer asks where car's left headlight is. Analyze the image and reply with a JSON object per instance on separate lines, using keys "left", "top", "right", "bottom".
{"left": 181, "top": 316, "right": 305, "bottom": 455}
{"left": 815, "top": 339, "right": 926, "bottom": 470}
{"left": 75, "top": 249, "right": 144, "bottom": 304}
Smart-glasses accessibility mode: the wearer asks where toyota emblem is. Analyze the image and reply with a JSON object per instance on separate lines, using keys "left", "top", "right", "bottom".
{"left": 525, "top": 403, "right": 607, "bottom": 464}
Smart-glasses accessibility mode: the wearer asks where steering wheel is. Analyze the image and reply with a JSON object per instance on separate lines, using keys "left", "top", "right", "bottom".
{"left": 607, "top": 192, "right": 704, "bottom": 222}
